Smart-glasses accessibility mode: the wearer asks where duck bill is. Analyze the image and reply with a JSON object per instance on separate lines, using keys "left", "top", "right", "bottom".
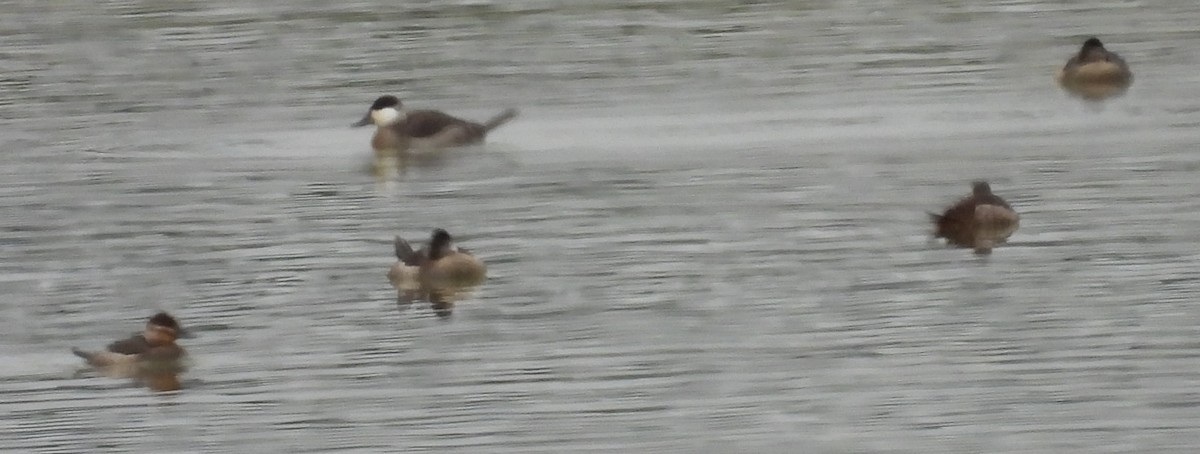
{"left": 351, "top": 111, "right": 373, "bottom": 127}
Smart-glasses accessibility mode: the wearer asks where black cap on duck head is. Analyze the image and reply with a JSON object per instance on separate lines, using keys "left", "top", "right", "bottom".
{"left": 148, "top": 312, "right": 180, "bottom": 330}
{"left": 148, "top": 312, "right": 192, "bottom": 338}
{"left": 972, "top": 181, "right": 992, "bottom": 196}
{"left": 429, "top": 229, "right": 454, "bottom": 260}
{"left": 1082, "top": 37, "right": 1104, "bottom": 50}
{"left": 370, "top": 95, "right": 401, "bottom": 111}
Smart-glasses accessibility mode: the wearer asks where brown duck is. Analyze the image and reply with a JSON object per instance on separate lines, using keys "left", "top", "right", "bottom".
{"left": 1056, "top": 37, "right": 1133, "bottom": 100}
{"left": 388, "top": 229, "right": 487, "bottom": 317}
{"left": 352, "top": 95, "right": 518, "bottom": 158}
{"left": 71, "top": 312, "right": 190, "bottom": 391}
{"left": 929, "top": 181, "right": 1020, "bottom": 254}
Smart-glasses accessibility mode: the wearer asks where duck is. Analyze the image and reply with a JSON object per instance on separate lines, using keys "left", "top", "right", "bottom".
{"left": 388, "top": 229, "right": 487, "bottom": 317}
{"left": 929, "top": 181, "right": 1020, "bottom": 254}
{"left": 1056, "top": 37, "right": 1132, "bottom": 100}
{"left": 101, "top": 311, "right": 192, "bottom": 355}
{"left": 71, "top": 312, "right": 189, "bottom": 389}
{"left": 390, "top": 228, "right": 487, "bottom": 288}
{"left": 352, "top": 95, "right": 518, "bottom": 159}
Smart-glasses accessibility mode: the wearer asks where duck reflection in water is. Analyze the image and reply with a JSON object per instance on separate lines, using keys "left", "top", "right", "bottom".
{"left": 71, "top": 312, "right": 192, "bottom": 392}
{"left": 388, "top": 229, "right": 488, "bottom": 318}
{"left": 929, "top": 181, "right": 1020, "bottom": 255}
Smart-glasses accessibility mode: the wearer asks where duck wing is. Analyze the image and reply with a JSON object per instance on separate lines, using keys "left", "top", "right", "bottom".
{"left": 975, "top": 193, "right": 1013, "bottom": 210}
{"left": 106, "top": 334, "right": 151, "bottom": 355}
{"left": 400, "top": 110, "right": 479, "bottom": 138}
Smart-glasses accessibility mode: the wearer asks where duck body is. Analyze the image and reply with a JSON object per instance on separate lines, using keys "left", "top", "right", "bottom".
{"left": 354, "top": 95, "right": 518, "bottom": 158}
{"left": 1056, "top": 37, "right": 1132, "bottom": 99}
{"left": 391, "top": 229, "right": 487, "bottom": 288}
{"left": 71, "top": 312, "right": 190, "bottom": 389}
{"left": 388, "top": 229, "right": 487, "bottom": 317}
{"left": 930, "top": 181, "right": 1020, "bottom": 254}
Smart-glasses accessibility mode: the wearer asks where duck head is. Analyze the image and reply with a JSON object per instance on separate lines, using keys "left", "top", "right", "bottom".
{"left": 428, "top": 228, "right": 455, "bottom": 260}
{"left": 146, "top": 312, "right": 191, "bottom": 341}
{"left": 1077, "top": 37, "right": 1110, "bottom": 61}
{"left": 352, "top": 95, "right": 404, "bottom": 127}
{"left": 972, "top": 181, "right": 992, "bottom": 197}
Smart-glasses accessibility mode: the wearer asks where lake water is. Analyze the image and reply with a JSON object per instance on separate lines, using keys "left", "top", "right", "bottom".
{"left": 3, "top": 1, "right": 1200, "bottom": 452}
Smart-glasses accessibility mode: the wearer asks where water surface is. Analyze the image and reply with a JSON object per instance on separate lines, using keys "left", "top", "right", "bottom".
{"left": 3, "top": 1, "right": 1200, "bottom": 452}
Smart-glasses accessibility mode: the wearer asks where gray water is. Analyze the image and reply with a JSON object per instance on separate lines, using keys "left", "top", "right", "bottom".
{"left": 3, "top": 0, "right": 1200, "bottom": 452}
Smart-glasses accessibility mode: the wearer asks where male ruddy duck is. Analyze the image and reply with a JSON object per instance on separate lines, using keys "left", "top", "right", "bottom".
{"left": 929, "top": 181, "right": 1020, "bottom": 255}
{"left": 388, "top": 229, "right": 487, "bottom": 317}
{"left": 352, "top": 95, "right": 518, "bottom": 159}
{"left": 1056, "top": 37, "right": 1132, "bottom": 100}
{"left": 72, "top": 312, "right": 190, "bottom": 391}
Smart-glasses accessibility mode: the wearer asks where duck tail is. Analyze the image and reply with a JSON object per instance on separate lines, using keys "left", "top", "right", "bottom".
{"left": 394, "top": 236, "right": 416, "bottom": 263}
{"left": 483, "top": 108, "right": 519, "bottom": 132}
{"left": 71, "top": 348, "right": 93, "bottom": 361}
{"left": 927, "top": 212, "right": 945, "bottom": 237}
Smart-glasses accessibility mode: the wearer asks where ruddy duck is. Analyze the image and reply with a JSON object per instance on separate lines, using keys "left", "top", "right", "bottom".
{"left": 352, "top": 95, "right": 518, "bottom": 158}
{"left": 72, "top": 312, "right": 189, "bottom": 389}
{"left": 389, "top": 229, "right": 487, "bottom": 317}
{"left": 929, "top": 181, "right": 1020, "bottom": 254}
{"left": 1056, "top": 37, "right": 1132, "bottom": 100}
